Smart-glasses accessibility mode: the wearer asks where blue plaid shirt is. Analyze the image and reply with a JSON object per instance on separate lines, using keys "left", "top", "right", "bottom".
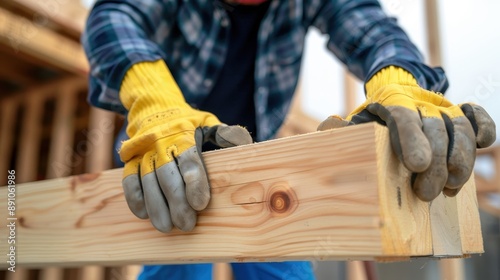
{"left": 82, "top": 0, "right": 448, "bottom": 141}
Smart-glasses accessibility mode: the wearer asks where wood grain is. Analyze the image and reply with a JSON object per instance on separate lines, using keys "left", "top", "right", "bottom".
{"left": 456, "top": 175, "right": 483, "bottom": 254}
{"left": 0, "top": 123, "right": 482, "bottom": 267}
{"left": 430, "top": 193, "right": 462, "bottom": 256}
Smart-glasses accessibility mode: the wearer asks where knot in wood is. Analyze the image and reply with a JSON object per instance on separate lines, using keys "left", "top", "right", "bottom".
{"left": 270, "top": 191, "right": 290, "bottom": 213}
{"left": 267, "top": 182, "right": 297, "bottom": 216}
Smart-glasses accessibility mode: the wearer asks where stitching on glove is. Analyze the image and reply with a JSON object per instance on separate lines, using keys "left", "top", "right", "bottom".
{"left": 166, "top": 145, "right": 178, "bottom": 162}
{"left": 149, "top": 153, "right": 156, "bottom": 172}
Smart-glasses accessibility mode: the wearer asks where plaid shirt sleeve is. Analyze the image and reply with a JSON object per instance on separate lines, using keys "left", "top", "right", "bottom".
{"left": 308, "top": 0, "right": 448, "bottom": 93}
{"left": 81, "top": 0, "right": 177, "bottom": 113}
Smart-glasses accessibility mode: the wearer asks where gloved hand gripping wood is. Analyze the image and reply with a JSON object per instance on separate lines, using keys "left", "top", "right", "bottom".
{"left": 319, "top": 66, "right": 496, "bottom": 201}
{"left": 119, "top": 60, "right": 252, "bottom": 232}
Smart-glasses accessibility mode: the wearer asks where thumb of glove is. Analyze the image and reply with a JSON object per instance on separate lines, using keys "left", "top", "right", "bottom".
{"left": 317, "top": 115, "right": 351, "bottom": 131}
{"left": 195, "top": 125, "right": 253, "bottom": 152}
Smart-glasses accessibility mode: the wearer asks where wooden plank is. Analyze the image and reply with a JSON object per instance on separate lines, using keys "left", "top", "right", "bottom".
{"left": 456, "top": 175, "right": 484, "bottom": 254}
{"left": 434, "top": 178, "right": 478, "bottom": 280}
{"left": 438, "top": 176, "right": 480, "bottom": 280}
{"left": 0, "top": 123, "right": 481, "bottom": 267}
{"left": 0, "top": 7, "right": 88, "bottom": 75}
{"left": 374, "top": 126, "right": 431, "bottom": 257}
{"left": 430, "top": 194, "right": 462, "bottom": 256}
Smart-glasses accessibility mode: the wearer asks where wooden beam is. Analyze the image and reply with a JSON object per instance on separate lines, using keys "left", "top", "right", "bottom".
{"left": 5, "top": 268, "right": 28, "bottom": 280}
{"left": 0, "top": 7, "right": 88, "bottom": 75}
{"left": 0, "top": 59, "right": 34, "bottom": 87}
{"left": 79, "top": 266, "right": 104, "bottom": 280}
{"left": 46, "top": 80, "right": 80, "bottom": 179}
{"left": 39, "top": 268, "right": 63, "bottom": 280}
{"left": 85, "top": 107, "right": 115, "bottom": 173}
{"left": 0, "top": 123, "right": 481, "bottom": 267}
{"left": 15, "top": 93, "right": 43, "bottom": 183}
{"left": 456, "top": 174, "right": 483, "bottom": 254}
{"left": 6, "top": 0, "right": 88, "bottom": 37}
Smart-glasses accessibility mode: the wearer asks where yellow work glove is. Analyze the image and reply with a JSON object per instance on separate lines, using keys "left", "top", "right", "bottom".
{"left": 319, "top": 66, "right": 496, "bottom": 201}
{"left": 119, "top": 60, "right": 252, "bottom": 232}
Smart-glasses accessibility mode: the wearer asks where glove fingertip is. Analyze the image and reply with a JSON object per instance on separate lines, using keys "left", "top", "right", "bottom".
{"left": 173, "top": 208, "right": 197, "bottom": 232}
{"left": 122, "top": 175, "right": 149, "bottom": 219}
{"left": 442, "top": 187, "right": 460, "bottom": 198}
{"left": 317, "top": 115, "right": 350, "bottom": 131}
{"left": 460, "top": 103, "right": 497, "bottom": 148}
{"left": 152, "top": 219, "right": 173, "bottom": 233}
{"left": 412, "top": 170, "right": 446, "bottom": 202}
{"left": 215, "top": 125, "right": 253, "bottom": 147}
{"left": 403, "top": 147, "right": 432, "bottom": 172}
{"left": 187, "top": 186, "right": 211, "bottom": 211}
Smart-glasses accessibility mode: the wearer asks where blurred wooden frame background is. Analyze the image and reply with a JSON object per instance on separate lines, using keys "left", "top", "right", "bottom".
{"left": 0, "top": 1, "right": 498, "bottom": 280}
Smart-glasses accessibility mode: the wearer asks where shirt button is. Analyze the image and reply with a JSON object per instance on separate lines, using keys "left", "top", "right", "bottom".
{"left": 258, "top": 87, "right": 267, "bottom": 94}
{"left": 204, "top": 79, "right": 213, "bottom": 88}
{"left": 221, "top": 18, "right": 229, "bottom": 27}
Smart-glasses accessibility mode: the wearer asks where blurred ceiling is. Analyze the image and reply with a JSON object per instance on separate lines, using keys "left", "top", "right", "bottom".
{"left": 0, "top": 0, "right": 89, "bottom": 97}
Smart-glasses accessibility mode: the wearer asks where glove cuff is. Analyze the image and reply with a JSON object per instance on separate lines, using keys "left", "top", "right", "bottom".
{"left": 366, "top": 66, "right": 418, "bottom": 98}
{"left": 120, "top": 60, "right": 187, "bottom": 108}
{"left": 120, "top": 60, "right": 192, "bottom": 137}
